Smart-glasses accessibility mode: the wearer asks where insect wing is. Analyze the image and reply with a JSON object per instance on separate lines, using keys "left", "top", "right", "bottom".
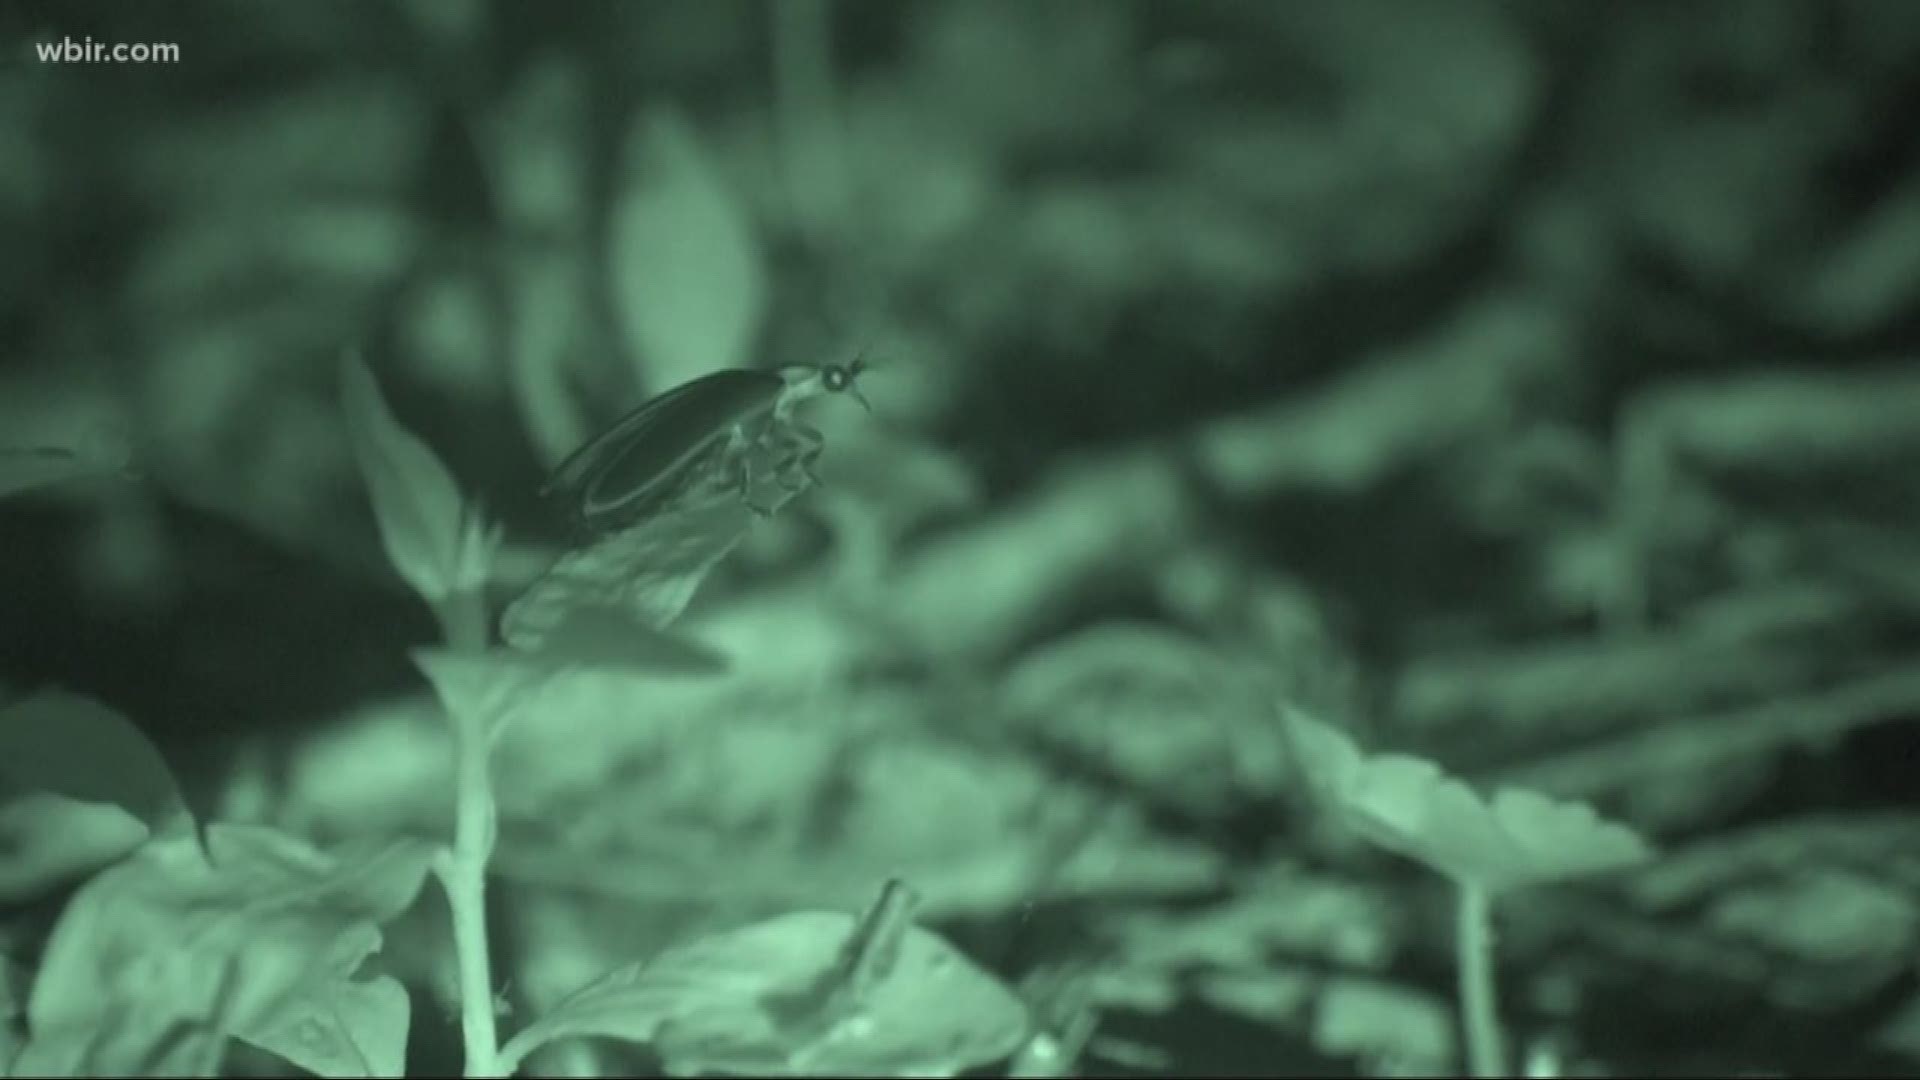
{"left": 540, "top": 380, "right": 691, "bottom": 499}
{"left": 544, "top": 370, "right": 780, "bottom": 527}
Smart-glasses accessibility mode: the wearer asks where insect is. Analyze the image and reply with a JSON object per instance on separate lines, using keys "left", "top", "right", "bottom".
{"left": 542, "top": 359, "right": 871, "bottom": 534}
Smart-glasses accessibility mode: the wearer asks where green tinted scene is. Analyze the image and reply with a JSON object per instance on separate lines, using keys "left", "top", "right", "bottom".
{"left": 4, "top": 1, "right": 1920, "bottom": 1076}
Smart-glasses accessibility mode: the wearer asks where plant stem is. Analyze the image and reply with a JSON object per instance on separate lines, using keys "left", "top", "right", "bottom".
{"left": 1456, "top": 879, "right": 1508, "bottom": 1078}
{"left": 433, "top": 587, "right": 504, "bottom": 1077}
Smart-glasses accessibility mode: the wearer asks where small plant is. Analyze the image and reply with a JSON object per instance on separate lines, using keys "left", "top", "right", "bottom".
{"left": 0, "top": 353, "right": 1028, "bottom": 1078}
{"left": 1285, "top": 711, "right": 1654, "bottom": 1078}
{"left": 336, "top": 350, "right": 1028, "bottom": 1077}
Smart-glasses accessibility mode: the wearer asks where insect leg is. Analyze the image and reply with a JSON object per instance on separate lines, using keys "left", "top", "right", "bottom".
{"left": 736, "top": 452, "right": 777, "bottom": 517}
{"left": 755, "top": 428, "right": 808, "bottom": 494}
{"left": 758, "top": 420, "right": 823, "bottom": 494}
{"left": 716, "top": 426, "right": 777, "bottom": 517}
{"left": 781, "top": 421, "right": 826, "bottom": 488}
{"left": 771, "top": 459, "right": 810, "bottom": 494}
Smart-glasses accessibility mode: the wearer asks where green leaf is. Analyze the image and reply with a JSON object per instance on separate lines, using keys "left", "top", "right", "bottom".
{"left": 339, "top": 352, "right": 475, "bottom": 604}
{"left": 608, "top": 107, "right": 765, "bottom": 388}
{"left": 24, "top": 826, "right": 432, "bottom": 1075}
{"left": 0, "top": 793, "right": 150, "bottom": 902}
{"left": 0, "top": 690, "right": 197, "bottom": 853}
{"left": 1312, "top": 978, "right": 1455, "bottom": 1075}
{"left": 1285, "top": 712, "right": 1653, "bottom": 892}
{"left": 500, "top": 883, "right": 1028, "bottom": 1077}
{"left": 11, "top": 950, "right": 241, "bottom": 1077}
{"left": 242, "top": 973, "right": 411, "bottom": 1078}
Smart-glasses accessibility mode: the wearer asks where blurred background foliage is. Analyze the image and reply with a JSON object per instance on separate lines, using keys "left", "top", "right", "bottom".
{"left": 3, "top": 0, "right": 1920, "bottom": 1075}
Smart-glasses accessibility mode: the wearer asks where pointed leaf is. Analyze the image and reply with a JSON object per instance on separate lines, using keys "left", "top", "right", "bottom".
{"left": 609, "top": 107, "right": 765, "bottom": 388}
{"left": 0, "top": 793, "right": 149, "bottom": 902}
{"left": 339, "top": 353, "right": 470, "bottom": 603}
{"left": 0, "top": 690, "right": 196, "bottom": 847}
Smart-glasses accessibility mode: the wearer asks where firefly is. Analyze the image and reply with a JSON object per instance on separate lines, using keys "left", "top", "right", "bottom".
{"left": 542, "top": 359, "right": 871, "bottom": 535}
